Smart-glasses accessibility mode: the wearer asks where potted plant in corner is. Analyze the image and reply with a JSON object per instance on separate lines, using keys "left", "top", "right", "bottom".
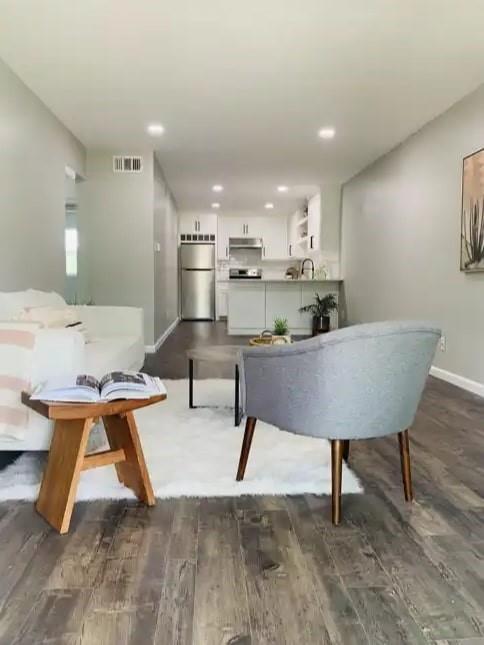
{"left": 272, "top": 317, "right": 291, "bottom": 345}
{"left": 299, "top": 293, "right": 338, "bottom": 336}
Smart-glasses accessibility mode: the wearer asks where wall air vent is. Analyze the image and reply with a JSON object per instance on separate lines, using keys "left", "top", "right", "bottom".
{"left": 112, "top": 156, "right": 143, "bottom": 173}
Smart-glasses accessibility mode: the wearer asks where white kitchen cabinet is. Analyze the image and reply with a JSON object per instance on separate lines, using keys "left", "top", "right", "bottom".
{"left": 217, "top": 217, "right": 245, "bottom": 259}
{"left": 216, "top": 282, "right": 228, "bottom": 319}
{"left": 228, "top": 282, "right": 266, "bottom": 333}
{"left": 218, "top": 215, "right": 289, "bottom": 260}
{"left": 180, "top": 213, "right": 217, "bottom": 236}
{"left": 227, "top": 280, "right": 341, "bottom": 335}
{"left": 307, "top": 193, "right": 321, "bottom": 252}
{"left": 260, "top": 217, "right": 288, "bottom": 260}
{"left": 265, "top": 283, "right": 302, "bottom": 329}
{"left": 287, "top": 210, "right": 305, "bottom": 259}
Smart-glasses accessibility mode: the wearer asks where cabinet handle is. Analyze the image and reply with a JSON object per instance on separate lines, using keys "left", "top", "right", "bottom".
{"left": 289, "top": 244, "right": 292, "bottom": 256}
{"left": 263, "top": 246, "right": 266, "bottom": 257}
{"left": 226, "top": 246, "right": 229, "bottom": 257}
{"left": 310, "top": 235, "right": 314, "bottom": 249}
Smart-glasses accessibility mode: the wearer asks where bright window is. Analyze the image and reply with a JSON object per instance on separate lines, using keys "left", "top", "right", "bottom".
{"left": 65, "top": 228, "right": 78, "bottom": 277}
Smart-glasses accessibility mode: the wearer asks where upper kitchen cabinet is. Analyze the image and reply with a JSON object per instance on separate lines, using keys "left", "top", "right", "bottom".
{"left": 218, "top": 215, "right": 288, "bottom": 260}
{"left": 180, "top": 213, "right": 217, "bottom": 236}
{"left": 307, "top": 193, "right": 321, "bottom": 252}
{"left": 260, "top": 216, "right": 288, "bottom": 260}
{"left": 217, "top": 216, "right": 244, "bottom": 259}
{"left": 287, "top": 209, "right": 306, "bottom": 259}
{"left": 286, "top": 187, "right": 341, "bottom": 258}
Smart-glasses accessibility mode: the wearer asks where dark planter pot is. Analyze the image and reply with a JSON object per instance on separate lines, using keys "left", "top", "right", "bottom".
{"left": 312, "top": 315, "right": 330, "bottom": 336}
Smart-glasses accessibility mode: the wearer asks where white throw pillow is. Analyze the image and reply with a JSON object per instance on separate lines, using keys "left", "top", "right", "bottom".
{"left": 0, "top": 290, "right": 66, "bottom": 320}
{"left": 17, "top": 306, "right": 80, "bottom": 328}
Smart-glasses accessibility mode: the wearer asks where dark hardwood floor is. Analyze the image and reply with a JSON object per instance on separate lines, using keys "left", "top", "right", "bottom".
{"left": 0, "top": 321, "right": 483, "bottom": 644}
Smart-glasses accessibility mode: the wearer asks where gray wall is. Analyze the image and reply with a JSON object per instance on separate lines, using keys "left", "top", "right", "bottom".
{"left": 342, "top": 84, "right": 484, "bottom": 384}
{"left": 153, "top": 158, "right": 179, "bottom": 341}
{"left": 82, "top": 150, "right": 156, "bottom": 343}
{"left": 0, "top": 58, "right": 86, "bottom": 293}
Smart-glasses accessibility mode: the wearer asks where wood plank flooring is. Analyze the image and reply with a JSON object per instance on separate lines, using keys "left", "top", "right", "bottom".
{"left": 0, "top": 321, "right": 483, "bottom": 644}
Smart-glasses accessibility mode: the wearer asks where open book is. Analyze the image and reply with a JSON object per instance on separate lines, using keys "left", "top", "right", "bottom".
{"left": 30, "top": 371, "right": 166, "bottom": 403}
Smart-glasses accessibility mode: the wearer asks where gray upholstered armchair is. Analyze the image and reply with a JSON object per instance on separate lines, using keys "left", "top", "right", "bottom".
{"left": 236, "top": 321, "right": 440, "bottom": 524}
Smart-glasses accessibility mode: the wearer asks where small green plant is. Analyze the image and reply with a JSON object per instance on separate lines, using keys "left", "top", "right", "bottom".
{"left": 273, "top": 317, "right": 289, "bottom": 336}
{"left": 299, "top": 293, "right": 338, "bottom": 317}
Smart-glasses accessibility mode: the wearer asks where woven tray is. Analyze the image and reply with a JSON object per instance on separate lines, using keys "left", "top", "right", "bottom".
{"left": 249, "top": 336, "right": 274, "bottom": 347}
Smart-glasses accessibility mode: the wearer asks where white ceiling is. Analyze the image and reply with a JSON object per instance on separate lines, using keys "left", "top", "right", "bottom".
{"left": 1, "top": 0, "right": 484, "bottom": 217}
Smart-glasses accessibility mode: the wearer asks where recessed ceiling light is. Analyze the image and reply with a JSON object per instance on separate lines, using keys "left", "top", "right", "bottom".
{"left": 146, "top": 123, "right": 165, "bottom": 136}
{"left": 277, "top": 185, "right": 289, "bottom": 192}
{"left": 212, "top": 184, "right": 223, "bottom": 192}
{"left": 318, "top": 127, "right": 335, "bottom": 139}
{"left": 265, "top": 202, "right": 274, "bottom": 209}
{"left": 211, "top": 202, "right": 220, "bottom": 209}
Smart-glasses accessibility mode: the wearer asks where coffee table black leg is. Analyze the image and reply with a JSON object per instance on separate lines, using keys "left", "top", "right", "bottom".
{"left": 189, "top": 359, "right": 194, "bottom": 408}
{"left": 235, "top": 364, "right": 241, "bottom": 426}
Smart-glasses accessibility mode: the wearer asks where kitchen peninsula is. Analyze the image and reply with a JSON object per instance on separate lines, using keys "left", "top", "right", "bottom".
{"left": 223, "top": 279, "right": 342, "bottom": 335}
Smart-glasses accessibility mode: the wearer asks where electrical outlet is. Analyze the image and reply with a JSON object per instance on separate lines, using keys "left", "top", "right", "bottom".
{"left": 440, "top": 335, "right": 446, "bottom": 352}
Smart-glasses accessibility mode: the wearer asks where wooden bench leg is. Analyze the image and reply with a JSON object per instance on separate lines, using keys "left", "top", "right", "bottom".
{"left": 103, "top": 412, "right": 155, "bottom": 506}
{"left": 36, "top": 418, "right": 93, "bottom": 534}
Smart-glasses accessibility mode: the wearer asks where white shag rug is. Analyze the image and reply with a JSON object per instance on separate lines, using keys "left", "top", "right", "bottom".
{"left": 0, "top": 379, "right": 362, "bottom": 501}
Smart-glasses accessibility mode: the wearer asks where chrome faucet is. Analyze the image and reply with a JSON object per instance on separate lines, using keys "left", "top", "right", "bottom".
{"left": 301, "top": 258, "right": 315, "bottom": 280}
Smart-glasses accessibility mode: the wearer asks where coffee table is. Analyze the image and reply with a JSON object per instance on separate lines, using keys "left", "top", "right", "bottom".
{"left": 22, "top": 392, "right": 165, "bottom": 534}
{"left": 186, "top": 345, "right": 243, "bottom": 426}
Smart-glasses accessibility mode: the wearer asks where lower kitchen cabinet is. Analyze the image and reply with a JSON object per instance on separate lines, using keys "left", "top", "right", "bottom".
{"left": 227, "top": 281, "right": 341, "bottom": 335}
{"left": 228, "top": 282, "right": 266, "bottom": 333}
{"left": 265, "top": 284, "right": 303, "bottom": 329}
{"left": 216, "top": 282, "right": 228, "bottom": 319}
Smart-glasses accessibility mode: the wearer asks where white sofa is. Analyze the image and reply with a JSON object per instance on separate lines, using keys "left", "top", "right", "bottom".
{"left": 0, "top": 289, "right": 145, "bottom": 450}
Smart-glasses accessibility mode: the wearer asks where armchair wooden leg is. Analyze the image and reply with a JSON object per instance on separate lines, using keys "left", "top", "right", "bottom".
{"left": 236, "top": 417, "right": 257, "bottom": 481}
{"left": 342, "top": 440, "right": 350, "bottom": 463}
{"left": 398, "top": 429, "right": 413, "bottom": 502}
{"left": 331, "top": 439, "right": 344, "bottom": 525}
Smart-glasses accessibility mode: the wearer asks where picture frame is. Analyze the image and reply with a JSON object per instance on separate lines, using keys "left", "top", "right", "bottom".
{"left": 461, "top": 147, "right": 484, "bottom": 272}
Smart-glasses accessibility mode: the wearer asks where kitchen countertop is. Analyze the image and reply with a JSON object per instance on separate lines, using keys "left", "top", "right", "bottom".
{"left": 218, "top": 278, "right": 343, "bottom": 284}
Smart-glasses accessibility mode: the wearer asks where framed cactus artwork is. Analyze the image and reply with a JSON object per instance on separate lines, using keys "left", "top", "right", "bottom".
{"left": 461, "top": 147, "right": 484, "bottom": 272}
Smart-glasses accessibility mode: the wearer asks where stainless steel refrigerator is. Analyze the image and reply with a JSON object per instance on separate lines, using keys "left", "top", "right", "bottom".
{"left": 180, "top": 243, "right": 216, "bottom": 320}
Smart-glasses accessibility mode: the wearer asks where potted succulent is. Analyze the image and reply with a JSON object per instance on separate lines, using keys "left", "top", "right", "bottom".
{"left": 299, "top": 293, "right": 338, "bottom": 335}
{"left": 272, "top": 317, "right": 291, "bottom": 344}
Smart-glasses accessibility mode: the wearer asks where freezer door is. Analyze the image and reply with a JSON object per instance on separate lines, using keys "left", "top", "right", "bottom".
{"left": 181, "top": 269, "right": 215, "bottom": 320}
{"left": 180, "top": 243, "right": 215, "bottom": 269}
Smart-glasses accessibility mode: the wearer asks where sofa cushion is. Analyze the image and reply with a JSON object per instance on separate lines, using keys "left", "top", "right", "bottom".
{"left": 85, "top": 336, "right": 144, "bottom": 379}
{"left": 0, "top": 290, "right": 66, "bottom": 320}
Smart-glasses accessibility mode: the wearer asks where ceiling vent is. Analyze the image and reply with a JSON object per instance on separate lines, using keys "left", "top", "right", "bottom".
{"left": 113, "top": 156, "right": 143, "bottom": 173}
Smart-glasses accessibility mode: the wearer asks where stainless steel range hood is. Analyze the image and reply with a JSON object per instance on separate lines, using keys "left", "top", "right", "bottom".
{"left": 229, "top": 237, "right": 263, "bottom": 249}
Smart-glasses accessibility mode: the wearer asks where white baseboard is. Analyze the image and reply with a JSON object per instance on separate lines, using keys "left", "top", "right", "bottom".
{"left": 430, "top": 365, "right": 484, "bottom": 398}
{"left": 145, "top": 317, "right": 180, "bottom": 353}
